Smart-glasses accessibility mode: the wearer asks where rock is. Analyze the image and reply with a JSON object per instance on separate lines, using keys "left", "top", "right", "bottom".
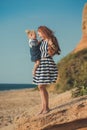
{"left": 82, "top": 3, "right": 87, "bottom": 34}
{"left": 14, "top": 95, "right": 87, "bottom": 130}
{"left": 73, "top": 3, "right": 87, "bottom": 53}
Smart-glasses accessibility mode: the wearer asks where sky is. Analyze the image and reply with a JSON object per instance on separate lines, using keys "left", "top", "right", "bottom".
{"left": 0, "top": 0, "right": 87, "bottom": 84}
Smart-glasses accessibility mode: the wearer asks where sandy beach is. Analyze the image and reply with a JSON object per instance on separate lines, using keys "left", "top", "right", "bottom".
{"left": 0, "top": 88, "right": 87, "bottom": 130}
{"left": 0, "top": 89, "right": 58, "bottom": 130}
{"left": 0, "top": 88, "right": 40, "bottom": 128}
{"left": 0, "top": 87, "right": 72, "bottom": 130}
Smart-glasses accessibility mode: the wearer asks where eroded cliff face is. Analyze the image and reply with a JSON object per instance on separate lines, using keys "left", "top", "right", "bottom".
{"left": 73, "top": 3, "right": 87, "bottom": 53}
{"left": 82, "top": 3, "right": 87, "bottom": 34}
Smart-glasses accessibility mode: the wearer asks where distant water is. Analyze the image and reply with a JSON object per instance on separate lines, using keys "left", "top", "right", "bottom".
{"left": 0, "top": 84, "right": 37, "bottom": 91}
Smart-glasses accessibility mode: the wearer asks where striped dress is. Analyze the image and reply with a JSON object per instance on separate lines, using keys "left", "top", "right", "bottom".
{"left": 33, "top": 40, "right": 58, "bottom": 85}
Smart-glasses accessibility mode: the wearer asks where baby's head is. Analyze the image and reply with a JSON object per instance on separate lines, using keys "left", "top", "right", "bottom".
{"left": 25, "top": 30, "right": 37, "bottom": 39}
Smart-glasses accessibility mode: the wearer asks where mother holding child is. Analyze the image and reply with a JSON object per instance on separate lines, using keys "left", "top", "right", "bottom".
{"left": 26, "top": 26, "right": 61, "bottom": 115}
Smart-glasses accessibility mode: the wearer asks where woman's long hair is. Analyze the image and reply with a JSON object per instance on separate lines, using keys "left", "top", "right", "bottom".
{"left": 38, "top": 26, "right": 61, "bottom": 55}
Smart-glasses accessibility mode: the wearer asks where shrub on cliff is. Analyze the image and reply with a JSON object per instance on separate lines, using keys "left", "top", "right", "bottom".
{"left": 55, "top": 48, "right": 87, "bottom": 95}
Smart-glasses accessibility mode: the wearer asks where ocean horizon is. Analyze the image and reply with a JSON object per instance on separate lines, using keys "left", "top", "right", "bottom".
{"left": 0, "top": 83, "right": 37, "bottom": 91}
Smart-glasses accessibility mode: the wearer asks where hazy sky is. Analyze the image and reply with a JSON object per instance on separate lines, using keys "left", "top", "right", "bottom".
{"left": 0, "top": 0, "right": 87, "bottom": 84}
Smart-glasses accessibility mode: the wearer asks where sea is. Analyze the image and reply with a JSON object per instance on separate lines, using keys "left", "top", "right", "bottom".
{"left": 0, "top": 84, "right": 37, "bottom": 91}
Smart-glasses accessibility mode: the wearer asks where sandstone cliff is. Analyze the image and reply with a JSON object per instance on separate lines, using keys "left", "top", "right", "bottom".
{"left": 73, "top": 3, "right": 87, "bottom": 53}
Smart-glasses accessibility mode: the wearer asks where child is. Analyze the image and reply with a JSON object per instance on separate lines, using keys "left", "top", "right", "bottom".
{"left": 25, "top": 30, "right": 41, "bottom": 76}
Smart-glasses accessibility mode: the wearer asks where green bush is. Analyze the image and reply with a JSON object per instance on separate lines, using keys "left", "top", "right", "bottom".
{"left": 72, "top": 86, "right": 87, "bottom": 97}
{"left": 55, "top": 48, "right": 87, "bottom": 96}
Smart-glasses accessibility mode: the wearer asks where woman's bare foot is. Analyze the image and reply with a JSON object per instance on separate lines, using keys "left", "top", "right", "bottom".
{"left": 42, "top": 108, "right": 50, "bottom": 114}
{"left": 37, "top": 109, "right": 43, "bottom": 115}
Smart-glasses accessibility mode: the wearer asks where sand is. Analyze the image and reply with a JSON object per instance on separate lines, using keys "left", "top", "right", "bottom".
{"left": 0, "top": 88, "right": 71, "bottom": 130}
{"left": 0, "top": 88, "right": 87, "bottom": 130}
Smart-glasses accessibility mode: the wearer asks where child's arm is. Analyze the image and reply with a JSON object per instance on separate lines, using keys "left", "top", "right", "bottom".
{"left": 38, "top": 40, "right": 42, "bottom": 44}
{"left": 29, "top": 39, "right": 38, "bottom": 47}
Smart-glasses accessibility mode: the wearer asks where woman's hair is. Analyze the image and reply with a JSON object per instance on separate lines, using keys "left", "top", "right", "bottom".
{"left": 38, "top": 26, "right": 61, "bottom": 55}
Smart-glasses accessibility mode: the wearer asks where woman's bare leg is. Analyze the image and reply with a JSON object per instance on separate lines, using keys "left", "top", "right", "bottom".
{"left": 38, "top": 85, "right": 50, "bottom": 114}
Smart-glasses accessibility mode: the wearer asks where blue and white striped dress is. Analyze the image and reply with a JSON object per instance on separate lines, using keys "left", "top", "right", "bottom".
{"left": 33, "top": 40, "right": 58, "bottom": 85}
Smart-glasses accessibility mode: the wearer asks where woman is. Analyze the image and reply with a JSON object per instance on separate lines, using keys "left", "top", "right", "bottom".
{"left": 33, "top": 26, "right": 61, "bottom": 114}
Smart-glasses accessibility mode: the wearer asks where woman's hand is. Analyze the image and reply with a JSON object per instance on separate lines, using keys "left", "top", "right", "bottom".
{"left": 48, "top": 45, "right": 55, "bottom": 56}
{"left": 48, "top": 40, "right": 56, "bottom": 56}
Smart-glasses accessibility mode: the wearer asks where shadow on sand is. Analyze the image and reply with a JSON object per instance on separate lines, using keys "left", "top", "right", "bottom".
{"left": 44, "top": 118, "right": 87, "bottom": 130}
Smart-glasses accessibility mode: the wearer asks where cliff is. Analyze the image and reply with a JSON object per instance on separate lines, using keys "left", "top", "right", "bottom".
{"left": 73, "top": 3, "right": 87, "bottom": 53}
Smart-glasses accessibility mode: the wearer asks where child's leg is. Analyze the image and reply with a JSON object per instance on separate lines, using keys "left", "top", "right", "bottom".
{"left": 33, "top": 60, "right": 40, "bottom": 76}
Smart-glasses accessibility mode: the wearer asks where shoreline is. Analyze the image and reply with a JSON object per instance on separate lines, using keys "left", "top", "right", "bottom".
{"left": 0, "top": 83, "right": 37, "bottom": 91}
{"left": 0, "top": 87, "right": 35, "bottom": 93}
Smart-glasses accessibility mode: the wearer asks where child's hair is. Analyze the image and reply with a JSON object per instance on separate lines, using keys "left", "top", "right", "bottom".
{"left": 25, "top": 30, "right": 36, "bottom": 36}
{"left": 38, "top": 26, "right": 61, "bottom": 55}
